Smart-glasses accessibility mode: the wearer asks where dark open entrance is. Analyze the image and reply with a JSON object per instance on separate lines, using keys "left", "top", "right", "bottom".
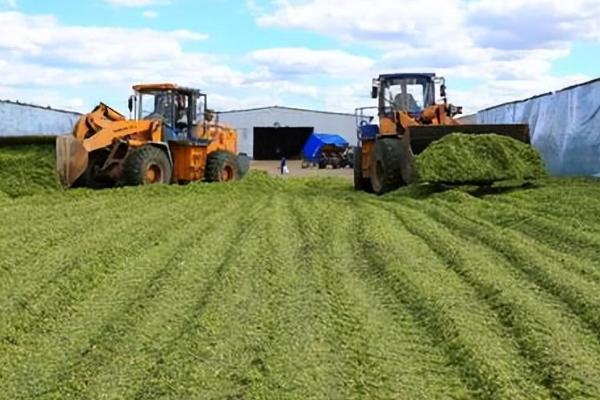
{"left": 253, "top": 127, "right": 313, "bottom": 160}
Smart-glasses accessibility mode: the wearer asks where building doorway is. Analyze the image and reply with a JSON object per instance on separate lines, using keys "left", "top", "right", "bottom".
{"left": 253, "top": 127, "right": 313, "bottom": 160}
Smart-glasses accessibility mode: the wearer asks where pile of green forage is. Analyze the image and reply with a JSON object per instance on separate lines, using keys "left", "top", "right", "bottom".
{"left": 0, "top": 144, "right": 59, "bottom": 197}
{"left": 416, "top": 133, "right": 546, "bottom": 184}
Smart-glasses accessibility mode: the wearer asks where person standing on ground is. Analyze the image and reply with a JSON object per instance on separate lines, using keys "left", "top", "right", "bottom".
{"left": 280, "top": 157, "right": 288, "bottom": 175}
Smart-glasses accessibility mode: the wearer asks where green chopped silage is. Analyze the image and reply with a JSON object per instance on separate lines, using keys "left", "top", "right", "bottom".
{"left": 0, "top": 144, "right": 60, "bottom": 197}
{"left": 416, "top": 133, "right": 546, "bottom": 184}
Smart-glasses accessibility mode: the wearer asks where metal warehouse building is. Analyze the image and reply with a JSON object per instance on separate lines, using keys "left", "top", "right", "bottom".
{"left": 218, "top": 106, "right": 366, "bottom": 159}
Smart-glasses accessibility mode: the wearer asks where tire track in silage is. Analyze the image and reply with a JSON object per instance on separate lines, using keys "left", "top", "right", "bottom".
{"left": 341, "top": 195, "right": 477, "bottom": 399}
{"left": 354, "top": 198, "right": 551, "bottom": 400}
{"left": 0, "top": 194, "right": 182, "bottom": 324}
{"left": 419, "top": 196, "right": 600, "bottom": 343}
{"left": 240, "top": 193, "right": 342, "bottom": 400}
{"left": 0, "top": 194, "right": 217, "bottom": 397}
{"left": 15, "top": 195, "right": 257, "bottom": 400}
{"left": 377, "top": 198, "right": 600, "bottom": 399}
{"left": 285, "top": 195, "right": 368, "bottom": 399}
{"left": 156, "top": 194, "right": 308, "bottom": 400}
{"left": 121, "top": 198, "right": 268, "bottom": 398}
{"left": 490, "top": 194, "right": 600, "bottom": 236}
{"left": 286, "top": 195, "right": 439, "bottom": 398}
{"left": 490, "top": 182, "right": 600, "bottom": 229}
{"left": 133, "top": 189, "right": 318, "bottom": 400}
{"left": 443, "top": 194, "right": 600, "bottom": 285}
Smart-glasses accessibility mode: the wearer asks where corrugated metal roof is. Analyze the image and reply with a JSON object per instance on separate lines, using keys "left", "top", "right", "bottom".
{"left": 218, "top": 105, "right": 358, "bottom": 117}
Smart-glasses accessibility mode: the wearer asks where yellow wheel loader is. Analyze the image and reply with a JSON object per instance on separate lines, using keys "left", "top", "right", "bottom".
{"left": 354, "top": 73, "right": 530, "bottom": 194}
{"left": 56, "top": 83, "right": 249, "bottom": 188}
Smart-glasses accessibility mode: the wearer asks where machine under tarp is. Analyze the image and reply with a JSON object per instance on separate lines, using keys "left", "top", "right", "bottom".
{"left": 302, "top": 133, "right": 348, "bottom": 163}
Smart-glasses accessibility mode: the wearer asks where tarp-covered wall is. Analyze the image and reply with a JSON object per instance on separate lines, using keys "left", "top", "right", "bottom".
{"left": 0, "top": 101, "right": 81, "bottom": 137}
{"left": 477, "top": 78, "right": 600, "bottom": 176}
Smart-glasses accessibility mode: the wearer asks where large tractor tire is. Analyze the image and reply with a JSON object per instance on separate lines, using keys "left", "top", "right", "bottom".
{"left": 369, "top": 137, "right": 405, "bottom": 195}
{"left": 353, "top": 146, "right": 372, "bottom": 192}
{"left": 73, "top": 151, "right": 111, "bottom": 189}
{"left": 331, "top": 156, "right": 342, "bottom": 169}
{"left": 122, "top": 145, "right": 172, "bottom": 186}
{"left": 318, "top": 158, "right": 328, "bottom": 169}
{"left": 205, "top": 150, "right": 239, "bottom": 182}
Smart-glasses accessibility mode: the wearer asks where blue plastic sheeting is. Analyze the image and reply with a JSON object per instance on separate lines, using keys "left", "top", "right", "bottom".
{"left": 477, "top": 78, "right": 600, "bottom": 176}
{"left": 302, "top": 133, "right": 349, "bottom": 162}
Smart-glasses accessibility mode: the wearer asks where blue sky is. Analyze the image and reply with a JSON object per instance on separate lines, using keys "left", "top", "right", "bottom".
{"left": 0, "top": 0, "right": 598, "bottom": 114}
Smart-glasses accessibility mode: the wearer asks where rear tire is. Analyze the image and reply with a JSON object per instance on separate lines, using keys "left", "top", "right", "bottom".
{"left": 205, "top": 151, "right": 239, "bottom": 182}
{"left": 353, "top": 146, "right": 372, "bottom": 192}
{"left": 370, "top": 137, "right": 404, "bottom": 195}
{"left": 331, "top": 157, "right": 341, "bottom": 169}
{"left": 122, "top": 145, "right": 172, "bottom": 186}
{"left": 73, "top": 152, "right": 110, "bottom": 189}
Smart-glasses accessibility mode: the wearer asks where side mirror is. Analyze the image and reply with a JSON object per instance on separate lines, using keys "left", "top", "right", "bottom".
{"left": 371, "top": 78, "right": 379, "bottom": 99}
{"left": 127, "top": 96, "right": 134, "bottom": 113}
{"left": 371, "top": 85, "right": 379, "bottom": 99}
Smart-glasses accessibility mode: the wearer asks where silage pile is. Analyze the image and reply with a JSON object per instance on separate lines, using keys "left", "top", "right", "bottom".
{"left": 0, "top": 144, "right": 60, "bottom": 197}
{"left": 416, "top": 133, "right": 546, "bottom": 184}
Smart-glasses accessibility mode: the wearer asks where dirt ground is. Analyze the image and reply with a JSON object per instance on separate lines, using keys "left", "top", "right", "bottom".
{"left": 251, "top": 160, "right": 353, "bottom": 179}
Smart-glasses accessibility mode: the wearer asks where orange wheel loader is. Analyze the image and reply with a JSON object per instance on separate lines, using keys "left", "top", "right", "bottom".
{"left": 56, "top": 83, "right": 249, "bottom": 188}
{"left": 354, "top": 73, "right": 530, "bottom": 194}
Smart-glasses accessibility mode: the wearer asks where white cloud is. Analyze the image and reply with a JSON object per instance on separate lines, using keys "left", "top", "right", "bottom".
{"left": 250, "top": 47, "right": 374, "bottom": 77}
{"left": 2, "top": 0, "right": 17, "bottom": 8}
{"left": 142, "top": 10, "right": 158, "bottom": 19}
{"left": 0, "top": 2, "right": 596, "bottom": 117}
{"left": 256, "top": 0, "right": 598, "bottom": 111}
{"left": 0, "top": 12, "right": 208, "bottom": 67}
{"left": 0, "top": 12, "right": 250, "bottom": 111}
{"left": 466, "top": 0, "right": 600, "bottom": 49}
{"left": 257, "top": 0, "right": 467, "bottom": 46}
{"left": 258, "top": 0, "right": 600, "bottom": 50}
{"left": 105, "top": 0, "right": 169, "bottom": 7}
{"left": 0, "top": 11, "right": 381, "bottom": 113}
{"left": 0, "top": 11, "right": 348, "bottom": 113}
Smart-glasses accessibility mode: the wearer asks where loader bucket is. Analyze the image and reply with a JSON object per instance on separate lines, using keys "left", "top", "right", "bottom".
{"left": 56, "top": 135, "right": 89, "bottom": 188}
{"left": 406, "top": 124, "right": 530, "bottom": 155}
{"left": 400, "top": 124, "right": 530, "bottom": 184}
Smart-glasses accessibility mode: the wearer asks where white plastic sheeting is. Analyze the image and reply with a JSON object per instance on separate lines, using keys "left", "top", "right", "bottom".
{"left": 477, "top": 78, "right": 600, "bottom": 176}
{"left": 0, "top": 101, "right": 80, "bottom": 136}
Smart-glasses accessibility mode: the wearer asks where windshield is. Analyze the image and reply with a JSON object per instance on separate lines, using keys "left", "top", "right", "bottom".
{"left": 138, "top": 92, "right": 174, "bottom": 121}
{"left": 382, "top": 78, "right": 434, "bottom": 114}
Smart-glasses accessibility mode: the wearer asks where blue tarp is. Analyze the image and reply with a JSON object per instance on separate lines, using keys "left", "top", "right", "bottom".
{"left": 302, "top": 133, "right": 349, "bottom": 162}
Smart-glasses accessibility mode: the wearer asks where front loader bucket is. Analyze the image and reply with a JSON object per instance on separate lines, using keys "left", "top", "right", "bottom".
{"left": 56, "top": 135, "right": 89, "bottom": 188}
{"left": 406, "top": 124, "right": 530, "bottom": 155}
{"left": 399, "top": 123, "right": 531, "bottom": 185}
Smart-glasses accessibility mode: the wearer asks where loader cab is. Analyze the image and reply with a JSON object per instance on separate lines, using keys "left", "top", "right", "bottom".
{"left": 373, "top": 73, "right": 445, "bottom": 119}
{"left": 130, "top": 83, "right": 208, "bottom": 142}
